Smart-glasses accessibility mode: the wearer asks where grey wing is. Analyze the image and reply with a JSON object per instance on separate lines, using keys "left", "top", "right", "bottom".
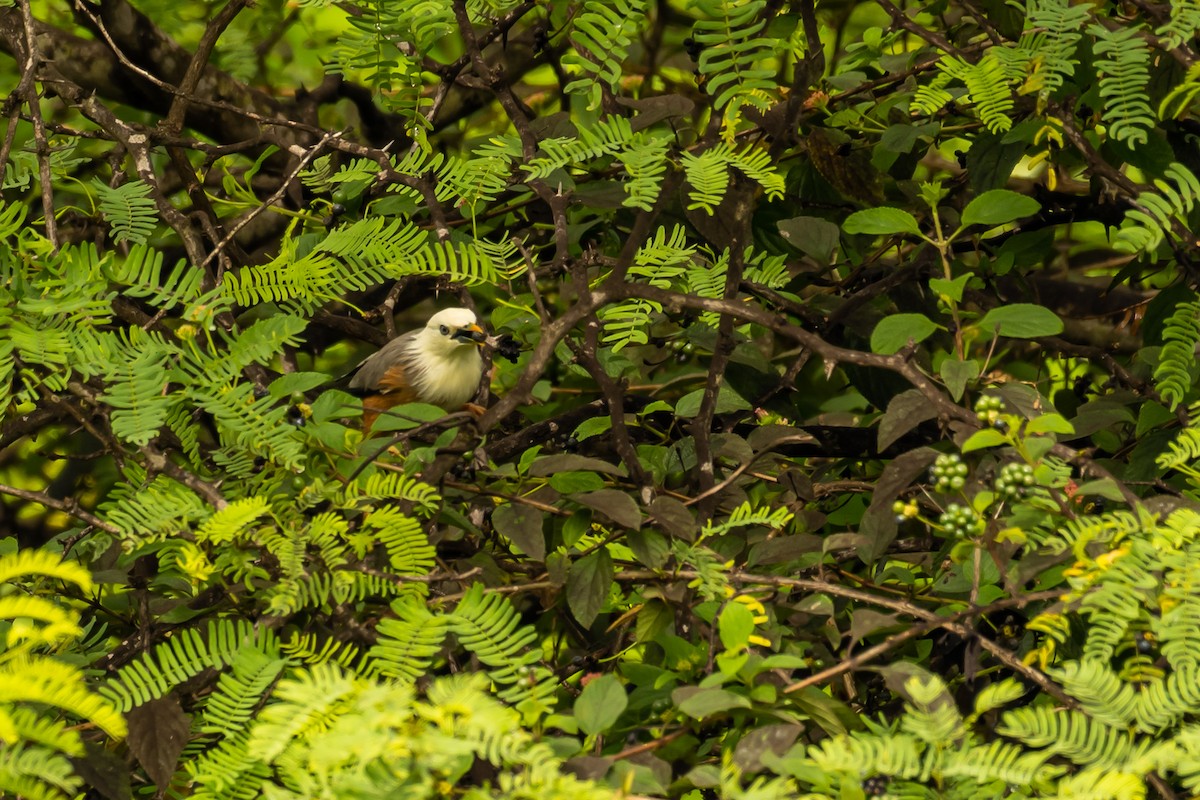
{"left": 347, "top": 330, "right": 420, "bottom": 392}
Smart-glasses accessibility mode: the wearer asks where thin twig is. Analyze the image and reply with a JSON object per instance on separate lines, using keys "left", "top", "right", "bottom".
{"left": 163, "top": 0, "right": 248, "bottom": 134}
{"left": 197, "top": 129, "right": 339, "bottom": 273}
{"left": 17, "top": 0, "right": 56, "bottom": 247}
{"left": 0, "top": 482, "right": 120, "bottom": 534}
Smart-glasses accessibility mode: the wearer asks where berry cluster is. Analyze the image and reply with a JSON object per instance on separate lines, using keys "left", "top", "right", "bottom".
{"left": 892, "top": 499, "right": 920, "bottom": 523}
{"left": 995, "top": 462, "right": 1035, "bottom": 498}
{"left": 862, "top": 776, "right": 890, "bottom": 796}
{"left": 939, "top": 503, "right": 984, "bottom": 539}
{"left": 930, "top": 453, "right": 969, "bottom": 492}
{"left": 974, "top": 395, "right": 1006, "bottom": 428}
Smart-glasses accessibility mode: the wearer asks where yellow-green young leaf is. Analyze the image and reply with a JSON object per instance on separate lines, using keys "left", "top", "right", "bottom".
{"left": 870, "top": 314, "right": 938, "bottom": 354}
{"left": 0, "top": 595, "right": 78, "bottom": 633}
{"left": 196, "top": 497, "right": 271, "bottom": 544}
{"left": 962, "top": 428, "right": 1009, "bottom": 452}
{"left": 574, "top": 674, "right": 627, "bottom": 735}
{"left": 843, "top": 207, "right": 921, "bottom": 236}
{"left": 0, "top": 657, "right": 126, "bottom": 738}
{"left": 0, "top": 550, "right": 92, "bottom": 592}
{"left": 1025, "top": 413, "right": 1074, "bottom": 435}
{"left": 961, "top": 190, "right": 1041, "bottom": 227}
{"left": 978, "top": 304, "right": 1063, "bottom": 338}
{"left": 973, "top": 679, "right": 1025, "bottom": 716}
{"left": 718, "top": 601, "right": 756, "bottom": 651}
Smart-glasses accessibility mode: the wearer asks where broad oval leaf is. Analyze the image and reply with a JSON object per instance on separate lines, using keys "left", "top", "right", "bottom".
{"left": 574, "top": 674, "right": 628, "bottom": 735}
{"left": 1026, "top": 413, "right": 1074, "bottom": 435}
{"left": 878, "top": 389, "right": 937, "bottom": 452}
{"left": 575, "top": 489, "right": 641, "bottom": 530}
{"left": 843, "top": 207, "right": 920, "bottom": 236}
{"left": 492, "top": 505, "right": 545, "bottom": 561}
{"left": 962, "top": 428, "right": 1008, "bottom": 453}
{"left": 566, "top": 549, "right": 613, "bottom": 628}
{"left": 870, "top": 313, "right": 938, "bottom": 354}
{"left": 961, "top": 190, "right": 1041, "bottom": 227}
{"left": 939, "top": 358, "right": 980, "bottom": 402}
{"left": 718, "top": 602, "right": 756, "bottom": 651}
{"left": 672, "top": 686, "right": 752, "bottom": 720}
{"left": 778, "top": 215, "right": 840, "bottom": 261}
{"left": 676, "top": 386, "right": 751, "bottom": 418}
{"left": 978, "top": 304, "right": 1063, "bottom": 338}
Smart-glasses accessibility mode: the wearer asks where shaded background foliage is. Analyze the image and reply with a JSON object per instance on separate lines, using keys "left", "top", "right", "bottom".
{"left": 2, "top": 0, "right": 1200, "bottom": 797}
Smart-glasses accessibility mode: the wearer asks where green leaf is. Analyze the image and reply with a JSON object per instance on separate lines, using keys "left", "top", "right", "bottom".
{"left": 1136, "top": 402, "right": 1174, "bottom": 436}
{"left": 1073, "top": 479, "right": 1125, "bottom": 501}
{"left": 268, "top": 372, "right": 330, "bottom": 399}
{"left": 310, "top": 390, "right": 359, "bottom": 423}
{"left": 549, "top": 471, "right": 607, "bottom": 494}
{"left": 627, "top": 529, "right": 670, "bottom": 568}
{"left": 675, "top": 386, "right": 751, "bottom": 418}
{"left": 870, "top": 314, "right": 938, "bottom": 354}
{"left": 977, "top": 304, "right": 1063, "bottom": 338}
{"left": 962, "top": 428, "right": 1009, "bottom": 452}
{"left": 567, "top": 549, "right": 613, "bottom": 627}
{"left": 1025, "top": 436, "right": 1055, "bottom": 462}
{"left": 847, "top": 609, "right": 901, "bottom": 645}
{"left": 843, "top": 207, "right": 920, "bottom": 236}
{"left": 973, "top": 679, "right": 1025, "bottom": 716}
{"left": 939, "top": 358, "right": 979, "bottom": 401}
{"left": 492, "top": 505, "right": 545, "bottom": 561}
{"left": 928, "top": 274, "right": 970, "bottom": 302}
{"left": 370, "top": 403, "right": 449, "bottom": 432}
{"left": 573, "top": 416, "right": 613, "bottom": 441}
{"left": 777, "top": 216, "right": 840, "bottom": 261}
{"left": 574, "top": 489, "right": 641, "bottom": 530}
{"left": 1025, "top": 413, "right": 1074, "bottom": 435}
{"left": 961, "top": 190, "right": 1041, "bottom": 227}
{"left": 878, "top": 389, "right": 937, "bottom": 452}
{"left": 648, "top": 496, "right": 696, "bottom": 540}
{"left": 574, "top": 674, "right": 628, "bottom": 735}
{"left": 126, "top": 696, "right": 190, "bottom": 790}
{"left": 719, "top": 602, "right": 756, "bottom": 651}
{"left": 673, "top": 687, "right": 752, "bottom": 720}
{"left": 529, "top": 455, "right": 624, "bottom": 477}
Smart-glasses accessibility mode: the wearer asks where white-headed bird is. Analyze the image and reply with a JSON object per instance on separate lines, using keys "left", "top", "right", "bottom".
{"left": 346, "top": 307, "right": 487, "bottom": 431}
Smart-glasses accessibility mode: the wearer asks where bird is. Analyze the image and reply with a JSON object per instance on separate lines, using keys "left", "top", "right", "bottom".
{"left": 344, "top": 307, "right": 488, "bottom": 432}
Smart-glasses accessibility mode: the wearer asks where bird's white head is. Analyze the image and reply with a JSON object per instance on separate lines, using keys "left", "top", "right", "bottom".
{"left": 422, "top": 307, "right": 487, "bottom": 354}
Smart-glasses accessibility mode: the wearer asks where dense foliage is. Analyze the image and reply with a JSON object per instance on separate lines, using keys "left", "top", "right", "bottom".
{"left": 2, "top": 0, "right": 1200, "bottom": 797}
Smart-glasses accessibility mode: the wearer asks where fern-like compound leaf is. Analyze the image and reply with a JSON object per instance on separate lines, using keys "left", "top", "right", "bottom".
{"left": 1154, "top": 297, "right": 1200, "bottom": 409}
{"left": 1089, "top": 24, "right": 1154, "bottom": 147}
{"left": 91, "top": 178, "right": 158, "bottom": 245}
{"left": 563, "top": 0, "right": 650, "bottom": 109}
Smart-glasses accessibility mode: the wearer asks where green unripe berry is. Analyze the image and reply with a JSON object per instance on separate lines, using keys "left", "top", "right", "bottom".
{"left": 931, "top": 453, "right": 968, "bottom": 492}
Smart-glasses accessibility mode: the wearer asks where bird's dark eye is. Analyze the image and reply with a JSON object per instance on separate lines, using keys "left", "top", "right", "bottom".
{"left": 439, "top": 325, "right": 449, "bottom": 335}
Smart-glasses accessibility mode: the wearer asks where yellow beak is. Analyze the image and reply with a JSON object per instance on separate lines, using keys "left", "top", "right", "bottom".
{"left": 453, "top": 323, "right": 487, "bottom": 345}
